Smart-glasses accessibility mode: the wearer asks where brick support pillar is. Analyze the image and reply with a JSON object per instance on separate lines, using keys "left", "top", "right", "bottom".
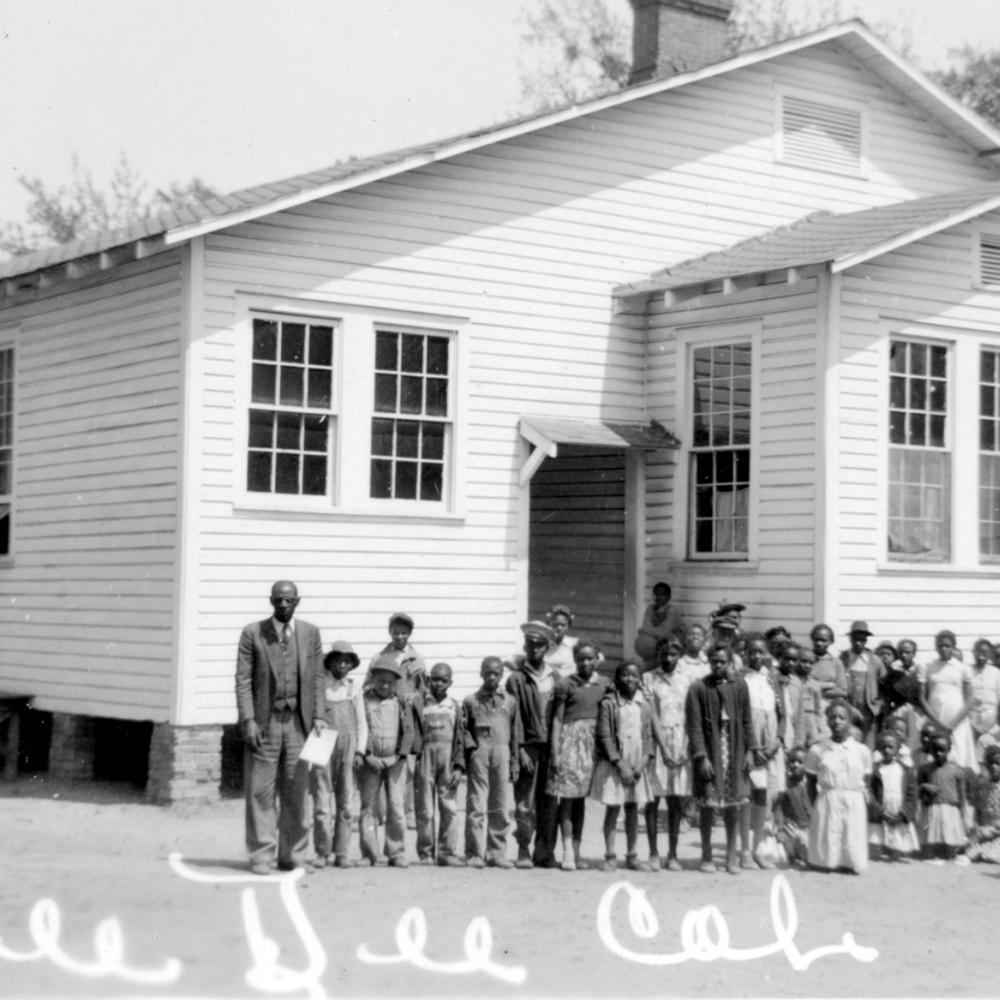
{"left": 49, "top": 713, "right": 97, "bottom": 780}
{"left": 146, "top": 723, "right": 223, "bottom": 804}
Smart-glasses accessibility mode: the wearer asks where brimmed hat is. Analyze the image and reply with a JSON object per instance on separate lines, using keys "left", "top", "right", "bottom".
{"left": 847, "top": 620, "right": 873, "bottom": 636}
{"left": 326, "top": 640, "right": 360, "bottom": 667}
{"left": 388, "top": 612, "right": 414, "bottom": 630}
{"left": 520, "top": 620, "right": 556, "bottom": 645}
{"left": 369, "top": 653, "right": 405, "bottom": 679}
{"left": 716, "top": 601, "right": 746, "bottom": 616}
{"left": 875, "top": 640, "right": 897, "bottom": 658}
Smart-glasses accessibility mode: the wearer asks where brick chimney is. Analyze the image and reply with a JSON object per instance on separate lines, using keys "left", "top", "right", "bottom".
{"left": 628, "top": 0, "right": 735, "bottom": 84}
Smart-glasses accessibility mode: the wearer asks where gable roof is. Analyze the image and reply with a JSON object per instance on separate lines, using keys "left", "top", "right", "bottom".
{"left": 3, "top": 20, "right": 1000, "bottom": 288}
{"left": 614, "top": 182, "right": 1000, "bottom": 296}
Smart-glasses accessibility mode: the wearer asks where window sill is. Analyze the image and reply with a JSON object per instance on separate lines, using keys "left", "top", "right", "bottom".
{"left": 233, "top": 496, "right": 465, "bottom": 523}
{"left": 672, "top": 560, "right": 761, "bottom": 574}
{"left": 877, "top": 561, "right": 1000, "bottom": 577}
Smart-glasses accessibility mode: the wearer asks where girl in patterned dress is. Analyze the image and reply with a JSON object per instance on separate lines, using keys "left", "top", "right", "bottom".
{"left": 969, "top": 744, "right": 1000, "bottom": 863}
{"left": 805, "top": 699, "right": 872, "bottom": 873}
{"left": 643, "top": 634, "right": 692, "bottom": 871}
{"left": 547, "top": 639, "right": 611, "bottom": 871}
{"left": 591, "top": 662, "right": 656, "bottom": 872}
{"left": 868, "top": 729, "right": 919, "bottom": 862}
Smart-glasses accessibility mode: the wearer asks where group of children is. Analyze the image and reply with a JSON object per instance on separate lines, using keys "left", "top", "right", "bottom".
{"left": 302, "top": 601, "right": 1000, "bottom": 874}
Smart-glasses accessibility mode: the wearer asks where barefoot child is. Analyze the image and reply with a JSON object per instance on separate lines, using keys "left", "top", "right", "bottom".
{"left": 643, "top": 635, "right": 692, "bottom": 871}
{"left": 463, "top": 657, "right": 522, "bottom": 869}
{"left": 311, "top": 641, "right": 368, "bottom": 868}
{"left": 547, "top": 639, "right": 611, "bottom": 870}
{"left": 358, "top": 655, "right": 416, "bottom": 867}
{"left": 412, "top": 662, "right": 465, "bottom": 866}
{"left": 591, "top": 662, "right": 655, "bottom": 872}
{"left": 868, "top": 729, "right": 919, "bottom": 862}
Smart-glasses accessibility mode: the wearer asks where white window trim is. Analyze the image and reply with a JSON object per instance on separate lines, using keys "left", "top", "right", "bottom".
{"left": 971, "top": 225, "right": 1000, "bottom": 290}
{"left": 233, "top": 294, "right": 468, "bottom": 520}
{"left": 876, "top": 321, "right": 999, "bottom": 571}
{"left": 773, "top": 88, "right": 869, "bottom": 180}
{"left": 672, "top": 320, "right": 762, "bottom": 564}
{"left": 0, "top": 330, "right": 15, "bottom": 566}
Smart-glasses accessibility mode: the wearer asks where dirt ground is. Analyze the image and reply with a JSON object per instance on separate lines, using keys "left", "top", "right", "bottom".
{"left": 2, "top": 774, "right": 995, "bottom": 1000}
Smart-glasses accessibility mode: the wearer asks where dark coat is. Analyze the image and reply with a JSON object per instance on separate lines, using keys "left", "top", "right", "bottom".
{"left": 235, "top": 617, "right": 324, "bottom": 731}
{"left": 867, "top": 760, "right": 918, "bottom": 823}
{"left": 685, "top": 675, "right": 757, "bottom": 802}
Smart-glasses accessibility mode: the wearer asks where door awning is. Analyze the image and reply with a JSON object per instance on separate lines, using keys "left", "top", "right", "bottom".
{"left": 518, "top": 415, "right": 680, "bottom": 486}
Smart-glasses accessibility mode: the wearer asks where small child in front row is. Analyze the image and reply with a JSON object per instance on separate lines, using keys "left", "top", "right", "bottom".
{"left": 411, "top": 662, "right": 465, "bottom": 866}
{"left": 358, "top": 654, "right": 416, "bottom": 868}
{"left": 774, "top": 746, "right": 812, "bottom": 865}
{"left": 918, "top": 731, "right": 969, "bottom": 865}
{"left": 311, "top": 640, "right": 368, "bottom": 869}
{"left": 463, "top": 657, "right": 523, "bottom": 869}
{"left": 968, "top": 745, "right": 1000, "bottom": 863}
{"left": 591, "top": 661, "right": 655, "bottom": 872}
{"left": 868, "top": 730, "right": 919, "bottom": 862}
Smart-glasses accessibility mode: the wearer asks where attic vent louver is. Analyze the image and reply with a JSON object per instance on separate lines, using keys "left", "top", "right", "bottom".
{"left": 780, "top": 95, "right": 863, "bottom": 175}
{"left": 980, "top": 234, "right": 1000, "bottom": 287}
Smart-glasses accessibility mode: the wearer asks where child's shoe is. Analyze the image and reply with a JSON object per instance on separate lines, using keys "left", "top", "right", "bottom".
{"left": 666, "top": 856, "right": 682, "bottom": 872}
{"left": 418, "top": 855, "right": 434, "bottom": 865}
{"left": 388, "top": 855, "right": 410, "bottom": 869}
{"left": 625, "top": 854, "right": 651, "bottom": 872}
{"left": 699, "top": 858, "right": 717, "bottom": 873}
{"left": 467, "top": 856, "right": 485, "bottom": 869}
{"left": 647, "top": 854, "right": 662, "bottom": 871}
{"left": 601, "top": 854, "right": 617, "bottom": 872}
{"left": 560, "top": 848, "right": 576, "bottom": 871}
{"left": 954, "top": 854, "right": 971, "bottom": 867}
{"left": 489, "top": 857, "right": 514, "bottom": 869}
{"left": 333, "top": 856, "right": 355, "bottom": 869}
{"left": 515, "top": 848, "right": 534, "bottom": 870}
{"left": 312, "top": 855, "right": 328, "bottom": 869}
{"left": 438, "top": 855, "right": 465, "bottom": 867}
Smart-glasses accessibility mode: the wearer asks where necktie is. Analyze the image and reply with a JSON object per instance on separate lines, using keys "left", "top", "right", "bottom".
{"left": 281, "top": 624, "right": 291, "bottom": 646}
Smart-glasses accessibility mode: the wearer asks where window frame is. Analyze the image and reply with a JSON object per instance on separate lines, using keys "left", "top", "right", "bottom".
{"left": 673, "top": 322, "right": 761, "bottom": 565}
{"left": 774, "top": 89, "right": 869, "bottom": 179}
{"left": 884, "top": 336, "right": 952, "bottom": 564}
{"left": 234, "top": 296, "right": 467, "bottom": 519}
{"left": 0, "top": 334, "right": 14, "bottom": 565}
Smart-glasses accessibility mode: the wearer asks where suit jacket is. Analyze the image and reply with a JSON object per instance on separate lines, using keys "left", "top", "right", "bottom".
{"left": 235, "top": 617, "right": 324, "bottom": 730}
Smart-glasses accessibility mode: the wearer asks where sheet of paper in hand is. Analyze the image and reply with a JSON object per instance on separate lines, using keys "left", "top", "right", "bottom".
{"left": 299, "top": 729, "right": 338, "bottom": 766}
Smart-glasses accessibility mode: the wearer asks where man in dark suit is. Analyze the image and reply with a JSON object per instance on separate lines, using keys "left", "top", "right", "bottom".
{"left": 236, "top": 580, "right": 326, "bottom": 874}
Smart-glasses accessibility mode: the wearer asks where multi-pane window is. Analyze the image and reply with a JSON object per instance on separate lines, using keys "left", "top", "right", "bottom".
{"left": 371, "top": 330, "right": 450, "bottom": 502}
{"left": 979, "top": 350, "right": 1000, "bottom": 559}
{"left": 887, "top": 340, "right": 950, "bottom": 560}
{"left": 247, "top": 317, "right": 335, "bottom": 496}
{"left": 0, "top": 346, "right": 11, "bottom": 556}
{"left": 689, "top": 342, "right": 751, "bottom": 558}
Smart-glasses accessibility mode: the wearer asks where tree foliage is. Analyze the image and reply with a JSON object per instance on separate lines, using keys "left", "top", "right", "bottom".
{"left": 517, "top": 0, "right": 915, "bottom": 110}
{"left": 0, "top": 153, "right": 216, "bottom": 258}
{"left": 934, "top": 48, "right": 1000, "bottom": 130}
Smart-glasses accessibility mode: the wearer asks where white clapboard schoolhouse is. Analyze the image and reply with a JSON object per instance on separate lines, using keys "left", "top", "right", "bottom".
{"left": 2, "top": 2, "right": 1000, "bottom": 798}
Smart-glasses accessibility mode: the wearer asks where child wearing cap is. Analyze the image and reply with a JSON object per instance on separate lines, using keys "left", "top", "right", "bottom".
{"left": 506, "top": 620, "right": 560, "bottom": 868}
{"left": 358, "top": 654, "right": 417, "bottom": 867}
{"left": 411, "top": 663, "right": 466, "bottom": 865}
{"left": 311, "top": 641, "right": 368, "bottom": 869}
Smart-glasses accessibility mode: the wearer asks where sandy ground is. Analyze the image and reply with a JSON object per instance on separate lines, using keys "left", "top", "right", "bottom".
{"left": 1, "top": 774, "right": 996, "bottom": 1000}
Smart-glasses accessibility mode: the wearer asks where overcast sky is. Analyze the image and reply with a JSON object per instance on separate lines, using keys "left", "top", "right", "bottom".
{"left": 1, "top": 0, "right": 999, "bottom": 229}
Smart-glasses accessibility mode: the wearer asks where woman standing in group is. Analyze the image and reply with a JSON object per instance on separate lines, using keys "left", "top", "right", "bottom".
{"left": 919, "top": 630, "right": 977, "bottom": 771}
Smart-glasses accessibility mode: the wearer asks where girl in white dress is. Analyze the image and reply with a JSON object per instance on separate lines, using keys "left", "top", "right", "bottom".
{"left": 918, "top": 630, "right": 976, "bottom": 771}
{"left": 806, "top": 699, "right": 872, "bottom": 873}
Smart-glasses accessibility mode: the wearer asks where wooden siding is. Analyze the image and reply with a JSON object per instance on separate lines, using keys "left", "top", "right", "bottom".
{"left": 0, "top": 253, "right": 183, "bottom": 720}
{"left": 645, "top": 280, "right": 824, "bottom": 640}
{"left": 529, "top": 449, "right": 626, "bottom": 661}
{"left": 829, "top": 210, "right": 1000, "bottom": 653}
{"left": 180, "top": 44, "right": 997, "bottom": 718}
